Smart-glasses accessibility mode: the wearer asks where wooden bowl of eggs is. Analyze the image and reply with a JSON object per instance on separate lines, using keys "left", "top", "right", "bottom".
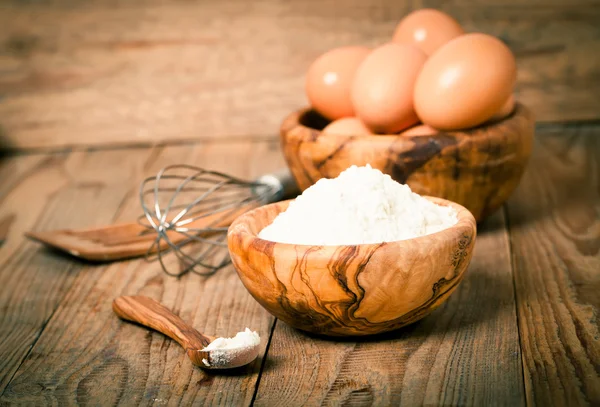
{"left": 228, "top": 197, "right": 477, "bottom": 337}
{"left": 281, "top": 9, "right": 535, "bottom": 221}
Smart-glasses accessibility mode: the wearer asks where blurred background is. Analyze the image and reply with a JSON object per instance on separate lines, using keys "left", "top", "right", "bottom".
{"left": 0, "top": 0, "right": 598, "bottom": 151}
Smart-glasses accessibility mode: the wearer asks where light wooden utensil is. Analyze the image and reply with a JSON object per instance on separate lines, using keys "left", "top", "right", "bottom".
{"left": 280, "top": 103, "right": 534, "bottom": 221}
{"left": 25, "top": 166, "right": 297, "bottom": 276}
{"left": 113, "top": 295, "right": 260, "bottom": 369}
{"left": 24, "top": 211, "right": 234, "bottom": 262}
{"left": 25, "top": 222, "right": 157, "bottom": 261}
{"left": 228, "top": 196, "right": 477, "bottom": 337}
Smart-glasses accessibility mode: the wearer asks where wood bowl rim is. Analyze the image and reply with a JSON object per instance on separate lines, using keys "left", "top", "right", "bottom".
{"left": 228, "top": 195, "right": 477, "bottom": 251}
{"left": 281, "top": 102, "right": 531, "bottom": 140}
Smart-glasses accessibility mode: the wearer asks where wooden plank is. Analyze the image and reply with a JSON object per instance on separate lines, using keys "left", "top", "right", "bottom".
{"left": 253, "top": 210, "right": 525, "bottom": 406}
{"left": 0, "top": 0, "right": 598, "bottom": 150}
{"left": 0, "top": 153, "right": 48, "bottom": 247}
{"left": 505, "top": 125, "right": 600, "bottom": 406}
{"left": 0, "top": 140, "right": 288, "bottom": 405}
{"left": 0, "top": 153, "right": 60, "bottom": 390}
{"left": 0, "top": 148, "right": 153, "bottom": 393}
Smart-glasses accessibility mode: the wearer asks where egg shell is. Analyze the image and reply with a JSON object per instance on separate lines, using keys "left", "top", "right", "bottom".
{"left": 352, "top": 43, "right": 427, "bottom": 134}
{"left": 488, "top": 94, "right": 516, "bottom": 123}
{"left": 305, "top": 46, "right": 370, "bottom": 120}
{"left": 392, "top": 8, "right": 464, "bottom": 56}
{"left": 322, "top": 117, "right": 373, "bottom": 136}
{"left": 399, "top": 123, "right": 439, "bottom": 137}
{"left": 414, "top": 33, "right": 517, "bottom": 130}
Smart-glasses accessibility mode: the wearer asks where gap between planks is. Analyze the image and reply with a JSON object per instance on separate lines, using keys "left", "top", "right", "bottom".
{"left": 503, "top": 128, "right": 600, "bottom": 406}
{"left": 2, "top": 120, "right": 598, "bottom": 157}
{"left": 504, "top": 204, "right": 530, "bottom": 406}
{"left": 0, "top": 134, "right": 280, "bottom": 157}
{"left": 249, "top": 319, "right": 279, "bottom": 407}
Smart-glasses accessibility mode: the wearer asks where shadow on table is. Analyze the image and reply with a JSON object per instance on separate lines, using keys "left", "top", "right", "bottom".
{"left": 199, "top": 354, "right": 278, "bottom": 379}
{"left": 288, "top": 265, "right": 514, "bottom": 345}
{"left": 480, "top": 134, "right": 595, "bottom": 234}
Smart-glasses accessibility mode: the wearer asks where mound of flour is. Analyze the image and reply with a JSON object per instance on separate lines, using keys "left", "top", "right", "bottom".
{"left": 258, "top": 165, "right": 457, "bottom": 245}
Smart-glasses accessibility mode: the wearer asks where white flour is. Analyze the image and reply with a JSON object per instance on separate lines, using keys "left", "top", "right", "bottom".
{"left": 201, "top": 328, "right": 260, "bottom": 368}
{"left": 259, "top": 165, "right": 457, "bottom": 245}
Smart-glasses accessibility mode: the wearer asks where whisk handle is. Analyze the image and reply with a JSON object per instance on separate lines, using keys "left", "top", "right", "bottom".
{"left": 256, "top": 169, "right": 299, "bottom": 202}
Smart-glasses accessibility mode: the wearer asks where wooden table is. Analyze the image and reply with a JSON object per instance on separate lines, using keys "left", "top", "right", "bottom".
{"left": 0, "top": 0, "right": 599, "bottom": 405}
{"left": 0, "top": 125, "right": 598, "bottom": 406}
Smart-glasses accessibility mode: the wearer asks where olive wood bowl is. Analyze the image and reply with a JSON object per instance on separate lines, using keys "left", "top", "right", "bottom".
{"left": 280, "top": 103, "right": 534, "bottom": 221}
{"left": 227, "top": 197, "right": 477, "bottom": 337}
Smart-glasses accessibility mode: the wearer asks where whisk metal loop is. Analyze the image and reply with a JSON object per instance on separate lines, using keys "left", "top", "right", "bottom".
{"left": 138, "top": 165, "right": 296, "bottom": 277}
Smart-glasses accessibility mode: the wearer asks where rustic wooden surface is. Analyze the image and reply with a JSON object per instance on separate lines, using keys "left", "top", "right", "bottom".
{"left": 1, "top": 0, "right": 599, "bottom": 150}
{"left": 0, "top": 141, "right": 282, "bottom": 404}
{"left": 506, "top": 127, "right": 600, "bottom": 406}
{"left": 0, "top": 123, "right": 598, "bottom": 405}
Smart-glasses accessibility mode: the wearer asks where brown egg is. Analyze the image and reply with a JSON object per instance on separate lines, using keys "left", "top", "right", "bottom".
{"left": 322, "top": 117, "right": 372, "bottom": 136}
{"left": 399, "top": 123, "right": 439, "bottom": 136}
{"left": 305, "top": 46, "right": 370, "bottom": 120}
{"left": 352, "top": 43, "right": 427, "bottom": 134}
{"left": 488, "top": 94, "right": 516, "bottom": 123}
{"left": 414, "top": 33, "right": 517, "bottom": 130}
{"left": 392, "top": 9, "right": 464, "bottom": 56}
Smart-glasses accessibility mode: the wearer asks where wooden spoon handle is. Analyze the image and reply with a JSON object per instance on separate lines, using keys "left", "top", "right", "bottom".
{"left": 112, "top": 295, "right": 211, "bottom": 350}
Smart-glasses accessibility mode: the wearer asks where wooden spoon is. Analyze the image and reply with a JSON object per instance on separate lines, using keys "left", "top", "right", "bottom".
{"left": 113, "top": 295, "right": 260, "bottom": 369}
{"left": 25, "top": 206, "right": 249, "bottom": 262}
{"left": 25, "top": 169, "right": 298, "bottom": 262}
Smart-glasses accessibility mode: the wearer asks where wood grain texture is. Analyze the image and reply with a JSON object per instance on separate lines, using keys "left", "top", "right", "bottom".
{"left": 24, "top": 205, "right": 249, "bottom": 262}
{"left": 228, "top": 197, "right": 477, "bottom": 336}
{"left": 0, "top": 148, "right": 150, "bottom": 394}
{"left": 505, "top": 125, "right": 600, "bottom": 406}
{"left": 1, "top": 127, "right": 597, "bottom": 404}
{"left": 0, "top": 0, "right": 598, "bottom": 150}
{"left": 281, "top": 104, "right": 534, "bottom": 221}
{"left": 0, "top": 140, "right": 287, "bottom": 405}
{"left": 0, "top": 256, "right": 273, "bottom": 405}
{"left": 112, "top": 296, "right": 213, "bottom": 361}
{"left": 253, "top": 209, "right": 525, "bottom": 405}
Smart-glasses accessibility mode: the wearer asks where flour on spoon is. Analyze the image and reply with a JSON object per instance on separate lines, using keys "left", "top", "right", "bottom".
{"left": 201, "top": 328, "right": 260, "bottom": 368}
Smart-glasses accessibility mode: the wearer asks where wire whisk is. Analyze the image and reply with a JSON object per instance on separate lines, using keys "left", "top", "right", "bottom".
{"left": 138, "top": 165, "right": 297, "bottom": 277}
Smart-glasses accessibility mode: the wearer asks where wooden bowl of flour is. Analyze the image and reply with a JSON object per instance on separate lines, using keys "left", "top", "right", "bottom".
{"left": 227, "top": 197, "right": 477, "bottom": 337}
{"left": 280, "top": 103, "right": 534, "bottom": 221}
